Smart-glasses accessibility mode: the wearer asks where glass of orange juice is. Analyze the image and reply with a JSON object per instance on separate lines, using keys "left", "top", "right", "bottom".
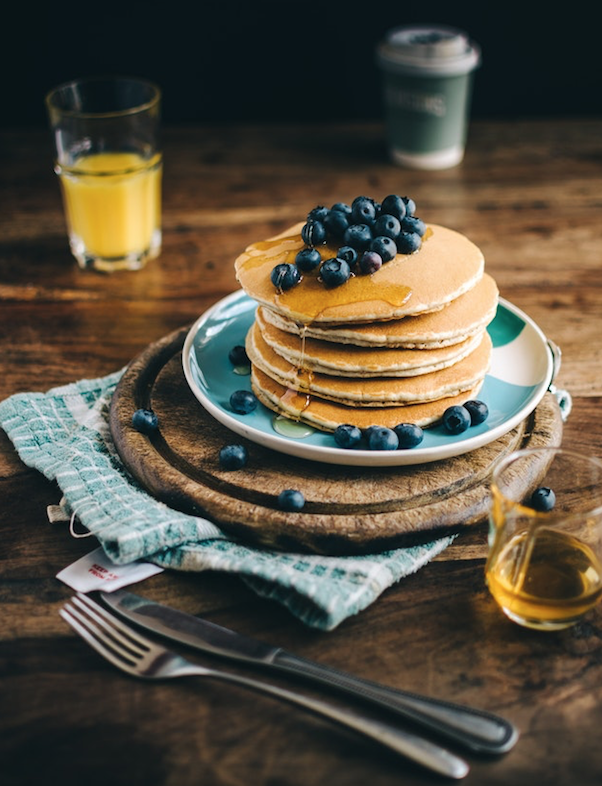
{"left": 486, "top": 447, "right": 602, "bottom": 631}
{"left": 45, "top": 77, "right": 162, "bottom": 272}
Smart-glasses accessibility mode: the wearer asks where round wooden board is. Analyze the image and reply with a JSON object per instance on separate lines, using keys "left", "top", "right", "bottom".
{"left": 109, "top": 325, "right": 564, "bottom": 555}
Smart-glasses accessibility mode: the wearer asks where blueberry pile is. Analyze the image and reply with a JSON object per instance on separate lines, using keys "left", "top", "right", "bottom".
{"left": 271, "top": 194, "right": 426, "bottom": 291}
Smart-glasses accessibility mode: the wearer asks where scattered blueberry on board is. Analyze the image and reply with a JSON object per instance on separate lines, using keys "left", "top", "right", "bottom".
{"left": 271, "top": 193, "right": 425, "bottom": 292}
{"left": 219, "top": 444, "right": 248, "bottom": 470}
{"left": 278, "top": 489, "right": 305, "bottom": 512}
{"left": 131, "top": 408, "right": 159, "bottom": 434}
{"left": 529, "top": 486, "right": 556, "bottom": 512}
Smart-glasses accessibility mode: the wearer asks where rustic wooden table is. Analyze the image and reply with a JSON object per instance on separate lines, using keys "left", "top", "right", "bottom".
{"left": 1, "top": 119, "right": 602, "bottom": 786}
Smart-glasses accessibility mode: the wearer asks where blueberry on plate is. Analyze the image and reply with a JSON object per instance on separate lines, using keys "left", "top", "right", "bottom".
{"left": 393, "top": 423, "right": 424, "bottom": 449}
{"left": 367, "top": 426, "right": 399, "bottom": 451}
{"left": 464, "top": 400, "right": 489, "bottom": 425}
{"left": 442, "top": 405, "right": 471, "bottom": 435}
{"left": 320, "top": 257, "right": 351, "bottom": 288}
{"left": 219, "top": 444, "right": 248, "bottom": 470}
{"left": 529, "top": 486, "right": 556, "bottom": 512}
{"left": 132, "top": 408, "right": 159, "bottom": 434}
{"left": 271, "top": 263, "right": 301, "bottom": 291}
{"left": 230, "top": 389, "right": 258, "bottom": 414}
{"left": 278, "top": 488, "right": 305, "bottom": 512}
{"left": 228, "top": 345, "right": 249, "bottom": 366}
{"left": 333, "top": 423, "right": 363, "bottom": 449}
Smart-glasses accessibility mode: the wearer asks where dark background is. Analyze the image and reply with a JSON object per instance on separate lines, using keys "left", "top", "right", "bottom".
{"left": 2, "top": 0, "right": 600, "bottom": 127}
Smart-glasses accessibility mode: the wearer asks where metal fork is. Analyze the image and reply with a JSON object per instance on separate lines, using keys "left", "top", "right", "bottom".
{"left": 60, "top": 593, "right": 469, "bottom": 779}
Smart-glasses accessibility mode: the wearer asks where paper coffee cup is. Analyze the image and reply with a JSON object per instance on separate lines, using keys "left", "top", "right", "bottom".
{"left": 377, "top": 25, "right": 481, "bottom": 169}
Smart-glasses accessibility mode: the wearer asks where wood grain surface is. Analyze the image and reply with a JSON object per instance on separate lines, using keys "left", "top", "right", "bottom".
{"left": 2, "top": 120, "right": 602, "bottom": 786}
{"left": 110, "top": 324, "right": 563, "bottom": 553}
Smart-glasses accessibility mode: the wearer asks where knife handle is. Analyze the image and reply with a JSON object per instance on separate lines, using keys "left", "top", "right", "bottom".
{"left": 273, "top": 651, "right": 518, "bottom": 754}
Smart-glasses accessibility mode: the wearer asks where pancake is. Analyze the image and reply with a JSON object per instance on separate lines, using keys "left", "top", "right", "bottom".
{"left": 255, "top": 305, "right": 485, "bottom": 378}
{"left": 251, "top": 366, "right": 485, "bottom": 431}
{"left": 261, "top": 273, "right": 499, "bottom": 349}
{"left": 246, "top": 321, "right": 492, "bottom": 407}
{"left": 234, "top": 222, "right": 485, "bottom": 325}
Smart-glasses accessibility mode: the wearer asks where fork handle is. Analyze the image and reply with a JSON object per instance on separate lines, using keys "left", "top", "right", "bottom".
{"left": 272, "top": 651, "right": 518, "bottom": 754}
{"left": 179, "top": 663, "right": 468, "bottom": 779}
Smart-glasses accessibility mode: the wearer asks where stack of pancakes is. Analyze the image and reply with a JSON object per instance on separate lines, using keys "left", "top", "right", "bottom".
{"left": 234, "top": 221, "right": 498, "bottom": 432}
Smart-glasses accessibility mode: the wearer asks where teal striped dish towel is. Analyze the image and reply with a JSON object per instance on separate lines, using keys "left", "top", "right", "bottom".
{"left": 0, "top": 371, "right": 453, "bottom": 630}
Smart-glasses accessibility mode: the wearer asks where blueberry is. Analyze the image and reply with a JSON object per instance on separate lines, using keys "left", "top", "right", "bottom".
{"left": 370, "top": 236, "right": 397, "bottom": 263}
{"left": 380, "top": 194, "right": 407, "bottom": 221}
{"left": 230, "top": 389, "right": 258, "bottom": 414}
{"left": 394, "top": 423, "right": 424, "bottom": 449}
{"left": 344, "top": 223, "right": 373, "bottom": 250}
{"left": 442, "top": 405, "right": 471, "bottom": 435}
{"left": 333, "top": 423, "right": 363, "bottom": 449}
{"left": 219, "top": 443, "right": 248, "bottom": 470}
{"left": 228, "top": 345, "right": 249, "bottom": 366}
{"left": 464, "top": 400, "right": 489, "bottom": 425}
{"left": 307, "top": 205, "right": 329, "bottom": 223}
{"left": 301, "top": 219, "right": 327, "bottom": 246}
{"left": 359, "top": 250, "right": 383, "bottom": 275}
{"left": 132, "top": 408, "right": 159, "bottom": 434}
{"left": 320, "top": 257, "right": 351, "bottom": 288}
{"left": 367, "top": 426, "right": 399, "bottom": 451}
{"left": 271, "top": 263, "right": 301, "bottom": 291}
{"left": 324, "top": 209, "right": 350, "bottom": 239}
{"left": 402, "top": 196, "right": 417, "bottom": 216}
{"left": 351, "top": 196, "right": 377, "bottom": 225}
{"left": 336, "top": 245, "right": 359, "bottom": 269}
{"left": 373, "top": 214, "right": 401, "bottom": 240}
{"left": 278, "top": 488, "right": 305, "bottom": 512}
{"left": 331, "top": 202, "right": 352, "bottom": 215}
{"left": 295, "top": 247, "right": 322, "bottom": 272}
{"left": 401, "top": 215, "right": 426, "bottom": 237}
{"left": 396, "top": 231, "right": 422, "bottom": 254}
{"left": 529, "top": 486, "right": 556, "bottom": 512}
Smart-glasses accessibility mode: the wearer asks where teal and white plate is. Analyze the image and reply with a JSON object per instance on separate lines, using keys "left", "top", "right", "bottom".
{"left": 182, "top": 290, "right": 555, "bottom": 467}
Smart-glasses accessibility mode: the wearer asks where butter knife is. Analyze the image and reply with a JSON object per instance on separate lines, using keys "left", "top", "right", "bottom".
{"left": 101, "top": 589, "right": 518, "bottom": 754}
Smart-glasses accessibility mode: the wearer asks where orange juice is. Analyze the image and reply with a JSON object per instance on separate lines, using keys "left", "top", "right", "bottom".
{"left": 57, "top": 151, "right": 162, "bottom": 268}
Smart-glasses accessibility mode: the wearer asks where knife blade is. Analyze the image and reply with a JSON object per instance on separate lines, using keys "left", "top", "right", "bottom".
{"left": 100, "top": 589, "right": 518, "bottom": 754}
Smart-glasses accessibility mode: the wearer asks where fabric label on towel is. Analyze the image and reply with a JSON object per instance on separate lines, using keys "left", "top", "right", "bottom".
{"left": 57, "top": 546, "right": 164, "bottom": 593}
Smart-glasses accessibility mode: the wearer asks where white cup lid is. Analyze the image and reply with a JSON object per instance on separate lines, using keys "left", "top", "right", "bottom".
{"left": 377, "top": 25, "right": 481, "bottom": 76}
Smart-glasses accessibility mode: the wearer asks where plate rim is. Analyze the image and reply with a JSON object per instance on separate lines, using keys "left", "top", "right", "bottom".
{"left": 182, "top": 290, "right": 554, "bottom": 467}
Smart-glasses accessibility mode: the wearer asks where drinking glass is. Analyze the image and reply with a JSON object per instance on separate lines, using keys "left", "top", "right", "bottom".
{"left": 486, "top": 447, "right": 602, "bottom": 630}
{"left": 45, "top": 77, "right": 162, "bottom": 272}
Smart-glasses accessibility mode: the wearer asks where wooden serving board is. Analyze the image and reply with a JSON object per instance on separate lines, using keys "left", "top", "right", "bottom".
{"left": 109, "top": 325, "right": 564, "bottom": 555}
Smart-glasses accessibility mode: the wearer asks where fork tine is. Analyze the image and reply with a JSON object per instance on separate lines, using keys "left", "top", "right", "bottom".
{"left": 71, "top": 593, "right": 151, "bottom": 655}
{"left": 60, "top": 604, "right": 140, "bottom": 674}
